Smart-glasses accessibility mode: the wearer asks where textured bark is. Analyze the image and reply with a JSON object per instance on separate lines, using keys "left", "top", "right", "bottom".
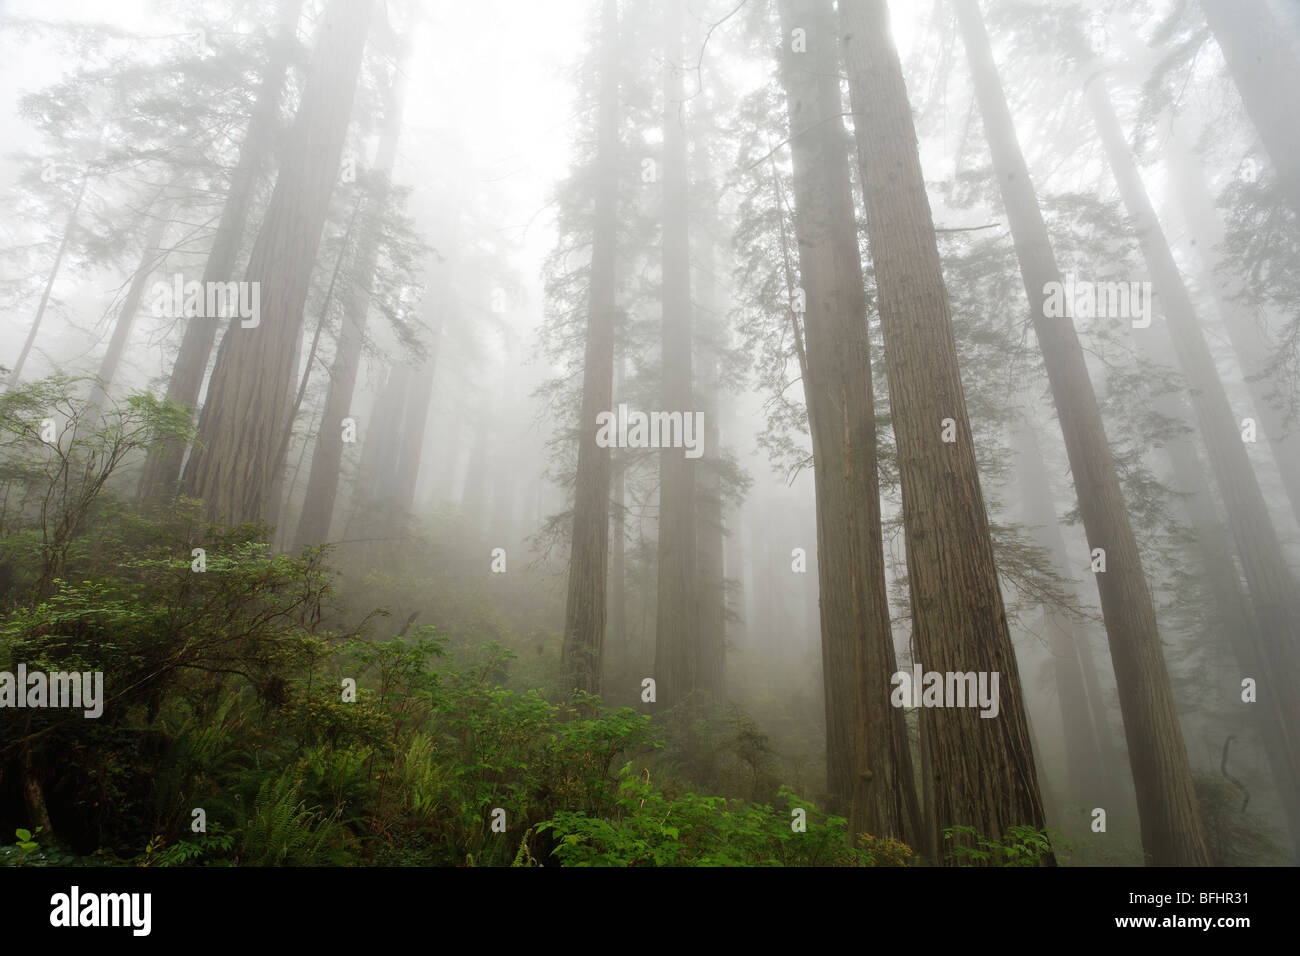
{"left": 1200, "top": 0, "right": 1300, "bottom": 217}
{"left": 778, "top": 0, "right": 919, "bottom": 844}
{"left": 1082, "top": 54, "right": 1300, "bottom": 857}
{"left": 561, "top": 0, "right": 620, "bottom": 698}
{"left": 268, "top": 193, "right": 364, "bottom": 540}
{"left": 139, "top": 0, "right": 303, "bottom": 503}
{"left": 956, "top": 0, "right": 1204, "bottom": 864}
{"left": 653, "top": 0, "right": 699, "bottom": 710}
{"left": 840, "top": 0, "right": 1047, "bottom": 856}
{"left": 181, "top": 0, "right": 372, "bottom": 525}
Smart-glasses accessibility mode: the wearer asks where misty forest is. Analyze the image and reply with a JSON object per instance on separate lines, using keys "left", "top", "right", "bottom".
{"left": 0, "top": 0, "right": 1296, "bottom": 870}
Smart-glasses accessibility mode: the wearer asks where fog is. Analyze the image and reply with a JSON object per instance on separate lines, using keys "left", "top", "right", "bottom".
{"left": 0, "top": 0, "right": 1297, "bottom": 874}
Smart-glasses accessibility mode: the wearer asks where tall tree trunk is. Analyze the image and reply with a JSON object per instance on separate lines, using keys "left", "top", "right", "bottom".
{"left": 6, "top": 167, "right": 90, "bottom": 388}
{"left": 139, "top": 0, "right": 303, "bottom": 503}
{"left": 778, "top": 0, "right": 919, "bottom": 845}
{"left": 955, "top": 0, "right": 1205, "bottom": 864}
{"left": 460, "top": 389, "right": 492, "bottom": 532}
{"left": 722, "top": 502, "right": 746, "bottom": 652}
{"left": 839, "top": 0, "right": 1047, "bottom": 858}
{"left": 1150, "top": 386, "right": 1300, "bottom": 859}
{"left": 1080, "top": 46, "right": 1300, "bottom": 860}
{"left": 181, "top": 0, "right": 373, "bottom": 525}
{"left": 610, "top": 356, "right": 627, "bottom": 653}
{"left": 562, "top": 0, "right": 620, "bottom": 698}
{"left": 653, "top": 0, "right": 699, "bottom": 710}
{"left": 1162, "top": 116, "right": 1300, "bottom": 528}
{"left": 388, "top": 306, "right": 442, "bottom": 534}
{"left": 279, "top": 401, "right": 321, "bottom": 540}
{"left": 696, "top": 250, "right": 726, "bottom": 702}
{"left": 89, "top": 207, "right": 170, "bottom": 408}
{"left": 267, "top": 192, "right": 364, "bottom": 541}
{"left": 1200, "top": 0, "right": 1300, "bottom": 217}
{"left": 346, "top": 363, "right": 409, "bottom": 538}
{"left": 693, "top": 97, "right": 726, "bottom": 703}
{"left": 1010, "top": 417, "right": 1109, "bottom": 808}
{"left": 294, "top": 56, "right": 410, "bottom": 549}
{"left": 1112, "top": 14, "right": 1300, "bottom": 529}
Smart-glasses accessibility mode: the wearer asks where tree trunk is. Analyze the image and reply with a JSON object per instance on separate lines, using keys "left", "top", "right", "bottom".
{"left": 561, "top": 0, "right": 620, "bottom": 698}
{"left": 267, "top": 193, "right": 364, "bottom": 540}
{"left": 460, "top": 389, "right": 492, "bottom": 532}
{"left": 1200, "top": 0, "right": 1300, "bottom": 217}
{"left": 6, "top": 168, "right": 90, "bottom": 388}
{"left": 89, "top": 207, "right": 170, "bottom": 408}
{"left": 610, "top": 357, "right": 627, "bottom": 653}
{"left": 840, "top": 0, "right": 1048, "bottom": 858}
{"left": 1161, "top": 116, "right": 1300, "bottom": 528}
{"left": 293, "top": 51, "right": 412, "bottom": 549}
{"left": 653, "top": 0, "right": 700, "bottom": 710}
{"left": 778, "top": 0, "right": 920, "bottom": 845}
{"left": 1010, "top": 417, "right": 1109, "bottom": 808}
{"left": 345, "top": 363, "right": 409, "bottom": 538}
{"left": 389, "top": 309, "right": 442, "bottom": 533}
{"left": 181, "top": 0, "right": 373, "bottom": 525}
{"left": 20, "top": 747, "right": 54, "bottom": 840}
{"left": 1081, "top": 47, "right": 1300, "bottom": 860}
{"left": 139, "top": 0, "right": 303, "bottom": 503}
{"left": 955, "top": 0, "right": 1205, "bottom": 864}
{"left": 696, "top": 250, "right": 726, "bottom": 703}
{"left": 293, "top": 54, "right": 408, "bottom": 549}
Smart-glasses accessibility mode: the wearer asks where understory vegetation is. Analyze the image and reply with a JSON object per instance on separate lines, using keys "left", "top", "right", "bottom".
{"left": 0, "top": 379, "right": 902, "bottom": 867}
{"left": 0, "top": 379, "right": 1283, "bottom": 867}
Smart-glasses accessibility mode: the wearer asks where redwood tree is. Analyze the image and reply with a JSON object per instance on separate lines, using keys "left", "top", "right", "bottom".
{"left": 838, "top": 0, "right": 1048, "bottom": 857}
{"left": 777, "top": 0, "right": 919, "bottom": 844}
{"left": 294, "top": 54, "right": 410, "bottom": 549}
{"left": 139, "top": 0, "right": 304, "bottom": 503}
{"left": 653, "top": 0, "right": 699, "bottom": 709}
{"left": 954, "top": 0, "right": 1208, "bottom": 865}
{"left": 562, "top": 0, "right": 620, "bottom": 697}
{"left": 181, "top": 0, "right": 374, "bottom": 524}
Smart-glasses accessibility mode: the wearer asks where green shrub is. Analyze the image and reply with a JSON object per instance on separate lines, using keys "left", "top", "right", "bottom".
{"left": 538, "top": 764, "right": 911, "bottom": 866}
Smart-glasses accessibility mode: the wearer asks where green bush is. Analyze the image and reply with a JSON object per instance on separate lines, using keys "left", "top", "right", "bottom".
{"left": 538, "top": 764, "right": 912, "bottom": 866}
